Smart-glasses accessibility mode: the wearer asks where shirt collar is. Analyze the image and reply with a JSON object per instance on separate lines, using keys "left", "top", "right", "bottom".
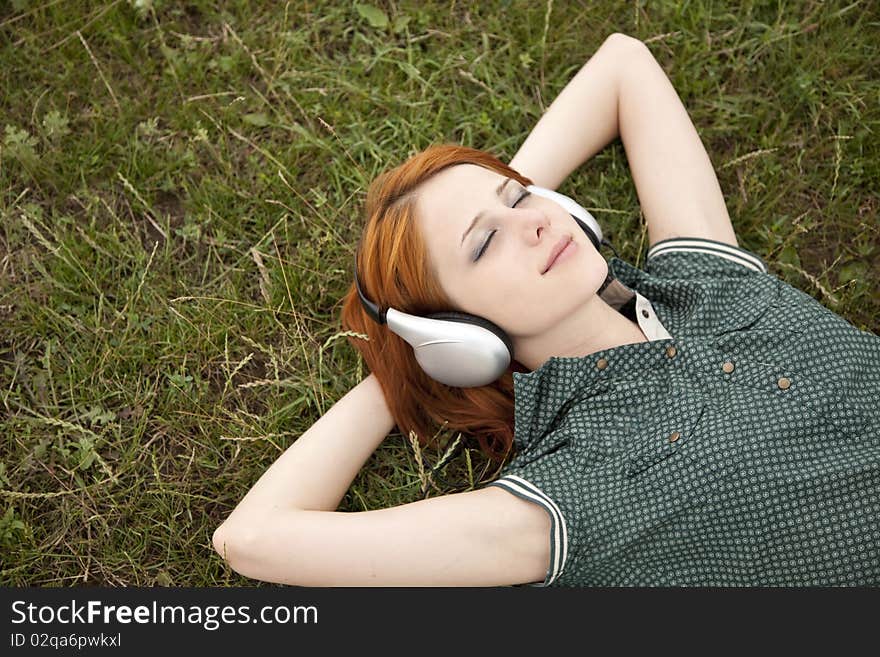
{"left": 601, "top": 258, "right": 672, "bottom": 342}
{"left": 510, "top": 257, "right": 674, "bottom": 450}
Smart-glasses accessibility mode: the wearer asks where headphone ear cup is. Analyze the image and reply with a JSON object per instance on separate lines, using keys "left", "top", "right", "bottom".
{"left": 426, "top": 311, "right": 515, "bottom": 359}
{"left": 383, "top": 307, "right": 513, "bottom": 387}
{"left": 401, "top": 310, "right": 513, "bottom": 388}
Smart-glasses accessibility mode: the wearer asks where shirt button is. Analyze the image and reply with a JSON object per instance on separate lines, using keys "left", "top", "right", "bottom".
{"left": 665, "top": 345, "right": 677, "bottom": 358}
{"left": 778, "top": 377, "right": 791, "bottom": 390}
{"left": 668, "top": 431, "right": 681, "bottom": 443}
{"left": 722, "top": 361, "right": 735, "bottom": 373}
{"left": 596, "top": 357, "right": 608, "bottom": 370}
{"left": 641, "top": 309, "right": 649, "bottom": 318}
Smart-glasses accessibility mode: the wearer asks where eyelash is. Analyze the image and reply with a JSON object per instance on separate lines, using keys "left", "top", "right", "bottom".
{"left": 474, "top": 190, "right": 530, "bottom": 261}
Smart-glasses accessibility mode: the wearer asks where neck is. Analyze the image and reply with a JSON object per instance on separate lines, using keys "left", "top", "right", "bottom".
{"left": 514, "top": 294, "right": 648, "bottom": 372}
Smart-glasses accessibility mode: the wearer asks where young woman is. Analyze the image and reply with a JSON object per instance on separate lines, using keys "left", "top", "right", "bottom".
{"left": 212, "top": 33, "right": 880, "bottom": 586}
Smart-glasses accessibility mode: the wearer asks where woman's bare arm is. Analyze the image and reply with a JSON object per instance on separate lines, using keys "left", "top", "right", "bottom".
{"left": 508, "top": 32, "right": 642, "bottom": 189}
{"left": 211, "top": 373, "right": 552, "bottom": 586}
{"left": 615, "top": 36, "right": 738, "bottom": 248}
{"left": 215, "top": 486, "right": 551, "bottom": 587}
{"left": 511, "top": 31, "right": 738, "bottom": 248}
{"left": 215, "top": 373, "right": 395, "bottom": 524}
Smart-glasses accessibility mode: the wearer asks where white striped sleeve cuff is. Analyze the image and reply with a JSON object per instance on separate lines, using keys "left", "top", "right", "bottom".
{"left": 646, "top": 237, "right": 768, "bottom": 274}
{"left": 486, "top": 474, "right": 569, "bottom": 587}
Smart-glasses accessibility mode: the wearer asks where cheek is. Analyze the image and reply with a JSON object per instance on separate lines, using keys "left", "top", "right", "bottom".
{"left": 548, "top": 240, "right": 595, "bottom": 276}
{"left": 548, "top": 249, "right": 609, "bottom": 300}
{"left": 573, "top": 240, "right": 606, "bottom": 270}
{"left": 578, "top": 249, "right": 608, "bottom": 285}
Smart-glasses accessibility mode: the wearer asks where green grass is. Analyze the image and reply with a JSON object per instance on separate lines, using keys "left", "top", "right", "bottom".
{"left": 1, "top": 0, "right": 877, "bottom": 586}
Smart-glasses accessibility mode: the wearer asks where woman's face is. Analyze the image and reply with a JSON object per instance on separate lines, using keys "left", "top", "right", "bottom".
{"left": 415, "top": 163, "right": 609, "bottom": 340}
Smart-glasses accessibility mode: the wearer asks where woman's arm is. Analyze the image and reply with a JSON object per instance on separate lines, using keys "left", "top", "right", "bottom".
{"left": 211, "top": 373, "right": 553, "bottom": 586}
{"left": 615, "top": 36, "right": 739, "bottom": 249}
{"left": 512, "top": 32, "right": 738, "bottom": 249}
{"left": 215, "top": 373, "right": 395, "bottom": 525}
{"left": 508, "top": 32, "right": 644, "bottom": 190}
{"left": 213, "top": 486, "right": 552, "bottom": 587}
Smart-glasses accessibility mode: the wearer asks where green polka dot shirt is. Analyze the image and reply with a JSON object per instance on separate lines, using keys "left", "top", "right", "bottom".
{"left": 485, "top": 236, "right": 880, "bottom": 586}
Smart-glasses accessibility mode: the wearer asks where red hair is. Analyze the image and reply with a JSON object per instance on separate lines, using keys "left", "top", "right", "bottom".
{"left": 340, "top": 144, "right": 533, "bottom": 463}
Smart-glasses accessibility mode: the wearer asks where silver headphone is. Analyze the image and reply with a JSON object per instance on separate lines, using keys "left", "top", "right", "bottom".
{"left": 353, "top": 185, "right": 618, "bottom": 388}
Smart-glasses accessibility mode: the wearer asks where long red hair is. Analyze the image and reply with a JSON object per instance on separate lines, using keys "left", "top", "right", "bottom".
{"left": 340, "top": 144, "right": 533, "bottom": 463}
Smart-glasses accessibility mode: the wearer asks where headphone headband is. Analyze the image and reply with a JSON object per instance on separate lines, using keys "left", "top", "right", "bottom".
{"left": 353, "top": 242, "right": 385, "bottom": 325}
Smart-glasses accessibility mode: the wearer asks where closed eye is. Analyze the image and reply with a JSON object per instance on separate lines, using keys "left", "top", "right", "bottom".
{"left": 474, "top": 190, "right": 530, "bottom": 261}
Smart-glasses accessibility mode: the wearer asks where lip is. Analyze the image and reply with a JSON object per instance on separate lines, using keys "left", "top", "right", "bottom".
{"left": 542, "top": 236, "right": 574, "bottom": 274}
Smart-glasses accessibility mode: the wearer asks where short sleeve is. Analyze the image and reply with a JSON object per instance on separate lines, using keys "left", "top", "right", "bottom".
{"left": 483, "top": 471, "right": 572, "bottom": 587}
{"left": 645, "top": 236, "right": 768, "bottom": 278}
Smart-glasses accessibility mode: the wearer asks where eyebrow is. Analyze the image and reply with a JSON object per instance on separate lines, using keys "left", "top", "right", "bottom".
{"left": 460, "top": 177, "right": 514, "bottom": 248}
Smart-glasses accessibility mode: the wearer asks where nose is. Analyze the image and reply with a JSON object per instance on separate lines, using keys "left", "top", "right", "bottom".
{"left": 516, "top": 206, "right": 550, "bottom": 244}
